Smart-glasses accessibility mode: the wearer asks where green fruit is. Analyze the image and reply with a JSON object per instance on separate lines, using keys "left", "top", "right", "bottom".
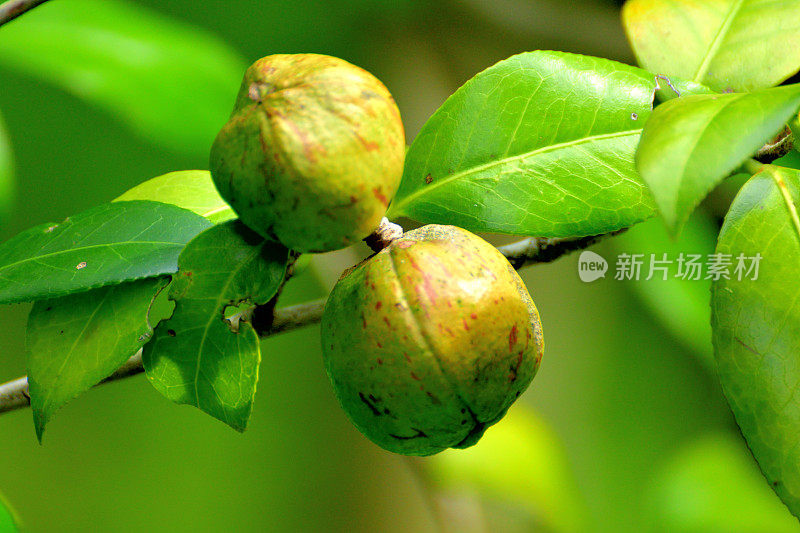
{"left": 210, "top": 53, "right": 405, "bottom": 253}
{"left": 321, "top": 225, "right": 544, "bottom": 456}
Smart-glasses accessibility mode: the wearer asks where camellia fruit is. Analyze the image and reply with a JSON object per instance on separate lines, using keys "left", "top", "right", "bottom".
{"left": 210, "top": 53, "right": 405, "bottom": 253}
{"left": 321, "top": 225, "right": 544, "bottom": 455}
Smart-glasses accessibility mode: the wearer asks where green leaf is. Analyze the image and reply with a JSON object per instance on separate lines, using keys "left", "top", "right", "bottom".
{"left": 609, "top": 212, "right": 717, "bottom": 370}
{"left": 0, "top": 200, "right": 212, "bottom": 304}
{"left": 143, "top": 221, "right": 289, "bottom": 431}
{"left": 426, "top": 406, "right": 587, "bottom": 533}
{"left": 646, "top": 432, "right": 799, "bottom": 532}
{"left": 389, "top": 50, "right": 657, "bottom": 238}
{"left": 623, "top": 0, "right": 800, "bottom": 92}
{"left": 635, "top": 84, "right": 800, "bottom": 235}
{"left": 0, "top": 112, "right": 13, "bottom": 226}
{"left": 115, "top": 170, "right": 236, "bottom": 224}
{"left": 711, "top": 166, "right": 800, "bottom": 517}
{"left": 0, "top": 0, "right": 246, "bottom": 159}
{"left": 27, "top": 277, "right": 171, "bottom": 441}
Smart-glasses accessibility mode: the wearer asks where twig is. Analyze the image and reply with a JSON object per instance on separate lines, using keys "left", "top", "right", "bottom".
{"left": 0, "top": 299, "right": 326, "bottom": 415}
{"left": 0, "top": 0, "right": 50, "bottom": 27}
{"left": 0, "top": 229, "right": 612, "bottom": 416}
{"left": 497, "top": 231, "right": 621, "bottom": 269}
{"left": 755, "top": 126, "right": 794, "bottom": 164}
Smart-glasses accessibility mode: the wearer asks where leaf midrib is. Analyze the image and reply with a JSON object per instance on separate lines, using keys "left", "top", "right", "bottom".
{"left": 392, "top": 129, "right": 642, "bottom": 214}
{"left": 0, "top": 240, "right": 186, "bottom": 275}
{"left": 191, "top": 242, "right": 266, "bottom": 411}
{"left": 36, "top": 287, "right": 115, "bottom": 422}
{"left": 692, "top": 0, "right": 746, "bottom": 83}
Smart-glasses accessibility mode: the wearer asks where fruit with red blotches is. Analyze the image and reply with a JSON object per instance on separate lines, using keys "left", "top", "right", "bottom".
{"left": 321, "top": 225, "right": 544, "bottom": 456}
{"left": 210, "top": 53, "right": 405, "bottom": 253}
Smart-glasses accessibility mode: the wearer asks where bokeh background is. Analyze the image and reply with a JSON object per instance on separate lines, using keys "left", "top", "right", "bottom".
{"left": 0, "top": 0, "right": 798, "bottom": 531}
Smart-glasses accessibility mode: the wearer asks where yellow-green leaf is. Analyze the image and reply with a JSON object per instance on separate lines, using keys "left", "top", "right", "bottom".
{"left": 115, "top": 171, "right": 235, "bottom": 224}
{"left": 623, "top": 0, "right": 800, "bottom": 92}
{"left": 636, "top": 84, "right": 800, "bottom": 235}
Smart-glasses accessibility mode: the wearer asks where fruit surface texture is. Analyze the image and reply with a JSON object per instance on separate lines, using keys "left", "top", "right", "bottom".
{"left": 321, "top": 225, "right": 544, "bottom": 455}
{"left": 210, "top": 53, "right": 405, "bottom": 253}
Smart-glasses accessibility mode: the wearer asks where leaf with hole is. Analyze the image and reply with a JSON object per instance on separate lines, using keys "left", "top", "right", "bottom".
{"left": 711, "top": 166, "right": 800, "bottom": 517}
{"left": 0, "top": 200, "right": 212, "bottom": 304}
{"left": 636, "top": 84, "right": 800, "bottom": 235}
{"left": 623, "top": 0, "right": 800, "bottom": 92}
{"left": 143, "top": 221, "right": 289, "bottom": 431}
{"left": 0, "top": 0, "right": 246, "bottom": 159}
{"left": 115, "top": 170, "right": 236, "bottom": 224}
{"left": 388, "top": 50, "right": 657, "bottom": 238}
{"left": 27, "top": 277, "right": 172, "bottom": 441}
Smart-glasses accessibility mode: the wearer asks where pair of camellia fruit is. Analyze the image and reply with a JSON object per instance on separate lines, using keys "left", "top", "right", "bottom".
{"left": 210, "top": 53, "right": 544, "bottom": 456}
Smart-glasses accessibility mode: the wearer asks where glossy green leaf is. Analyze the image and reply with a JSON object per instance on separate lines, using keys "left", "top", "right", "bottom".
{"left": 27, "top": 277, "right": 171, "bottom": 441}
{"left": 609, "top": 212, "right": 717, "bottom": 370}
{"left": 0, "top": 494, "right": 19, "bottom": 533}
{"left": 0, "top": 200, "right": 212, "bottom": 304}
{"left": 389, "top": 50, "right": 657, "bottom": 238}
{"left": 711, "top": 166, "right": 800, "bottom": 517}
{"left": 0, "top": 113, "right": 13, "bottom": 226}
{"left": 646, "top": 432, "right": 798, "bottom": 532}
{"left": 143, "top": 221, "right": 289, "bottom": 431}
{"left": 0, "top": 0, "right": 246, "bottom": 158}
{"left": 636, "top": 84, "right": 800, "bottom": 235}
{"left": 115, "top": 171, "right": 236, "bottom": 224}
{"left": 426, "top": 406, "right": 588, "bottom": 533}
{"left": 623, "top": 0, "right": 800, "bottom": 92}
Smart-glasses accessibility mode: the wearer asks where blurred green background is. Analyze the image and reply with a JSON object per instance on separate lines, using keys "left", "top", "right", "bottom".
{"left": 0, "top": 0, "right": 797, "bottom": 531}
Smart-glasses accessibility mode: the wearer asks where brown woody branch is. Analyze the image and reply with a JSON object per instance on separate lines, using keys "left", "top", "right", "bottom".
{"left": 0, "top": 228, "right": 612, "bottom": 416}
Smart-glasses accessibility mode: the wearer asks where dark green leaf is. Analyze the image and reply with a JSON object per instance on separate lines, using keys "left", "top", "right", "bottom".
{"left": 636, "top": 84, "right": 800, "bottom": 235}
{"left": 711, "top": 166, "right": 800, "bottom": 517}
{"left": 389, "top": 51, "right": 657, "bottom": 237}
{"left": 0, "top": 200, "right": 212, "bottom": 304}
{"left": 623, "top": 0, "right": 800, "bottom": 92}
{"left": 646, "top": 433, "right": 798, "bottom": 531}
{"left": 143, "top": 221, "right": 289, "bottom": 431}
{"left": 0, "top": 112, "right": 13, "bottom": 226}
{"left": 0, "top": 0, "right": 246, "bottom": 158}
{"left": 27, "top": 277, "right": 171, "bottom": 441}
{"left": 115, "top": 170, "right": 236, "bottom": 224}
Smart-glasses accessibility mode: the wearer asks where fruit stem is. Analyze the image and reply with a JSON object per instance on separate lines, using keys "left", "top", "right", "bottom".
{"left": 364, "top": 217, "right": 404, "bottom": 252}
